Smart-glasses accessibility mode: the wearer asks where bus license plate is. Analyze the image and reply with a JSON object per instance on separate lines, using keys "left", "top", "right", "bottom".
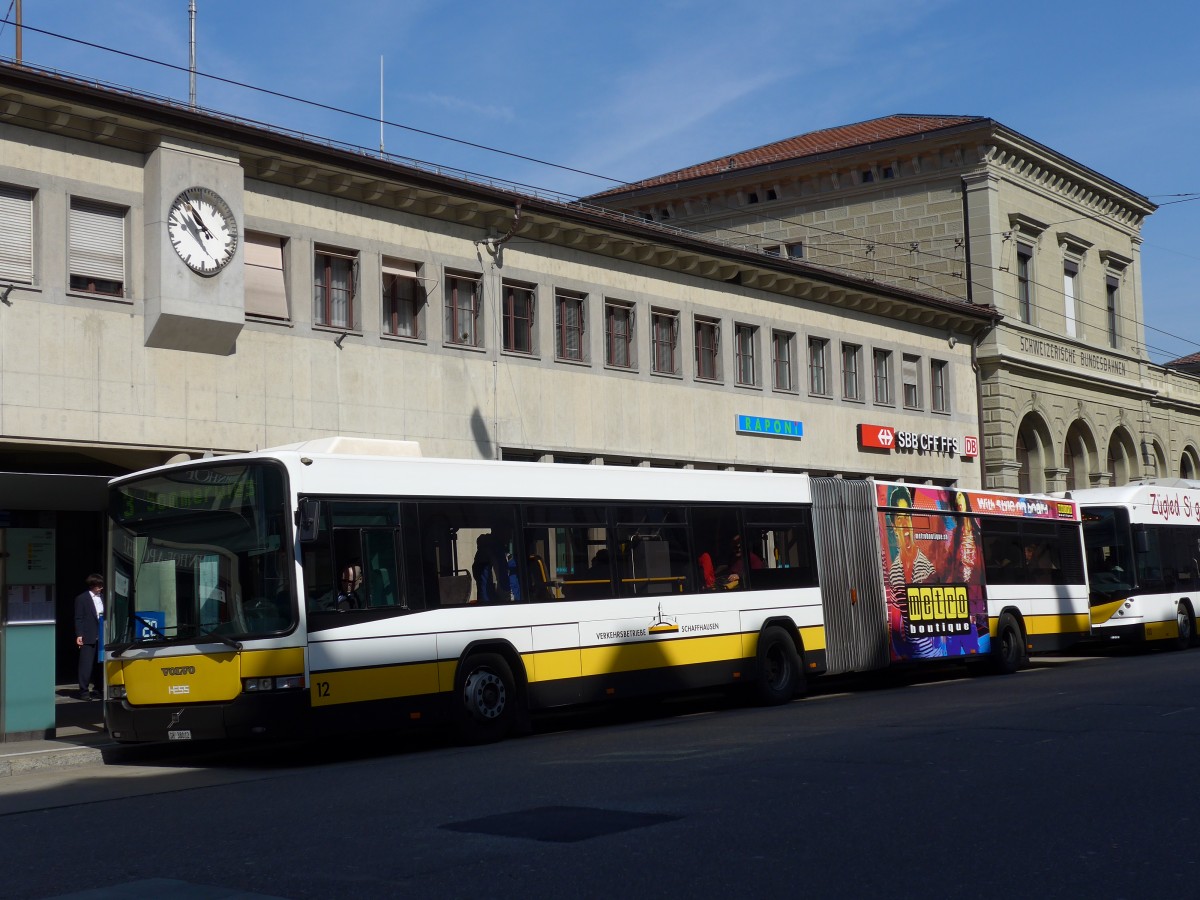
{"left": 167, "top": 730, "right": 192, "bottom": 741}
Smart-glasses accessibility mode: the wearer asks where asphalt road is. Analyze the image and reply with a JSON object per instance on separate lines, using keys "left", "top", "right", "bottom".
{"left": 4, "top": 646, "right": 1199, "bottom": 899}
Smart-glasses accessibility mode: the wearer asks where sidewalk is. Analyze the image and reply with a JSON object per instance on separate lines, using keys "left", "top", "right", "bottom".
{"left": 0, "top": 687, "right": 114, "bottom": 777}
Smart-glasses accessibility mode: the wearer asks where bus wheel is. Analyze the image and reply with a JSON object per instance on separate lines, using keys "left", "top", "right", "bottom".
{"left": 456, "top": 652, "right": 517, "bottom": 743}
{"left": 754, "top": 625, "right": 804, "bottom": 705}
{"left": 1172, "top": 604, "right": 1195, "bottom": 650}
{"left": 993, "top": 613, "right": 1025, "bottom": 675}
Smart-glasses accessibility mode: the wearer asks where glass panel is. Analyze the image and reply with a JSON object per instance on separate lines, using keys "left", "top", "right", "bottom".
{"left": 107, "top": 462, "right": 295, "bottom": 643}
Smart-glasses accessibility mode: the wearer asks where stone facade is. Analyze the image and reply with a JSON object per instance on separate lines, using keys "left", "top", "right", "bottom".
{"left": 591, "top": 116, "right": 1200, "bottom": 491}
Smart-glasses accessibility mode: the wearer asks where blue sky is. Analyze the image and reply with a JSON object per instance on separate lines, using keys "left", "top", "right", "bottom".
{"left": 3, "top": 0, "right": 1198, "bottom": 363}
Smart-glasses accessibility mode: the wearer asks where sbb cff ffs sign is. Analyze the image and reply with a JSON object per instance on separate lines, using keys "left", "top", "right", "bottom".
{"left": 857, "top": 424, "right": 979, "bottom": 458}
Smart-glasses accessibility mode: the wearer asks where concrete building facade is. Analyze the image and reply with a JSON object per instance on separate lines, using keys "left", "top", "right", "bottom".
{"left": 0, "top": 66, "right": 995, "bottom": 736}
{"left": 589, "top": 115, "right": 1200, "bottom": 493}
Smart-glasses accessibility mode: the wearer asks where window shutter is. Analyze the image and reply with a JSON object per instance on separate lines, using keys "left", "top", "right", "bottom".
{"left": 244, "top": 232, "right": 288, "bottom": 318}
{"left": 0, "top": 186, "right": 33, "bottom": 284}
{"left": 69, "top": 199, "right": 125, "bottom": 282}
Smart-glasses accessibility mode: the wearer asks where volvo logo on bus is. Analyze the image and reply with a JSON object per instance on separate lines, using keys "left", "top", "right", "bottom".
{"left": 161, "top": 665, "right": 196, "bottom": 676}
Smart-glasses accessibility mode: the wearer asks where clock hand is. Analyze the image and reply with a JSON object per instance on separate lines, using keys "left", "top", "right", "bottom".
{"left": 185, "top": 201, "right": 215, "bottom": 239}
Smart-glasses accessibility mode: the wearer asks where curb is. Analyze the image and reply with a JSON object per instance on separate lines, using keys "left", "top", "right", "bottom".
{"left": 0, "top": 744, "right": 108, "bottom": 777}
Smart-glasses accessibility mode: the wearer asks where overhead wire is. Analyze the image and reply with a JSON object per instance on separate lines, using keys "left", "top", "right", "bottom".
{"left": 4, "top": 15, "right": 1197, "bottom": 361}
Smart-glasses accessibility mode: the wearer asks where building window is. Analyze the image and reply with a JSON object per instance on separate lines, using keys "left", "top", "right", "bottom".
{"left": 555, "top": 290, "right": 586, "bottom": 361}
{"left": 605, "top": 300, "right": 635, "bottom": 368}
{"left": 1106, "top": 275, "right": 1120, "bottom": 349}
{"left": 69, "top": 198, "right": 125, "bottom": 297}
{"left": 930, "top": 359, "right": 949, "bottom": 413}
{"left": 382, "top": 257, "right": 423, "bottom": 338}
{"left": 1063, "top": 260, "right": 1079, "bottom": 338}
{"left": 0, "top": 184, "right": 33, "bottom": 285}
{"left": 313, "top": 246, "right": 356, "bottom": 328}
{"left": 735, "top": 324, "right": 758, "bottom": 386}
{"left": 841, "top": 343, "right": 862, "bottom": 400}
{"left": 652, "top": 310, "right": 679, "bottom": 375}
{"left": 1016, "top": 244, "right": 1033, "bottom": 325}
{"left": 785, "top": 241, "right": 804, "bottom": 260}
{"left": 873, "top": 349, "right": 892, "bottom": 404}
{"left": 445, "top": 271, "right": 482, "bottom": 347}
{"left": 772, "top": 330, "right": 794, "bottom": 391}
{"left": 808, "top": 337, "right": 829, "bottom": 395}
{"left": 695, "top": 316, "right": 721, "bottom": 381}
{"left": 902, "top": 354, "right": 921, "bottom": 409}
{"left": 502, "top": 280, "right": 535, "bottom": 354}
{"left": 243, "top": 232, "right": 288, "bottom": 319}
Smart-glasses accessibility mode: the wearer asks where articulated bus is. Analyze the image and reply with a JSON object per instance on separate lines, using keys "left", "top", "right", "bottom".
{"left": 102, "top": 438, "right": 1088, "bottom": 744}
{"left": 1065, "top": 480, "right": 1200, "bottom": 648}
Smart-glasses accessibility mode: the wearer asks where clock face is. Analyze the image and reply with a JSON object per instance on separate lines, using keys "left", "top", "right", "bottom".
{"left": 167, "top": 187, "right": 239, "bottom": 276}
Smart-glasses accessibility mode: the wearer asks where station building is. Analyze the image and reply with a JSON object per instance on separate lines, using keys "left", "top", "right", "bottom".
{"left": 0, "top": 64, "right": 997, "bottom": 736}
{"left": 588, "top": 114, "right": 1200, "bottom": 493}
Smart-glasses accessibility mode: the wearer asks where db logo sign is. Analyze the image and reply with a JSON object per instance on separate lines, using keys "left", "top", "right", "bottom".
{"left": 963, "top": 435, "right": 979, "bottom": 458}
{"left": 858, "top": 424, "right": 895, "bottom": 450}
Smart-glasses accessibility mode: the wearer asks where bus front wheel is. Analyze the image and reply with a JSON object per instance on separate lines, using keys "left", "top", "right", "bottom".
{"left": 754, "top": 625, "right": 804, "bottom": 705}
{"left": 455, "top": 652, "right": 518, "bottom": 743}
{"left": 993, "top": 613, "right": 1025, "bottom": 675}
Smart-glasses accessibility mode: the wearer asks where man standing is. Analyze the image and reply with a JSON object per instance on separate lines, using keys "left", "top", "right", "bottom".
{"left": 74, "top": 573, "right": 105, "bottom": 700}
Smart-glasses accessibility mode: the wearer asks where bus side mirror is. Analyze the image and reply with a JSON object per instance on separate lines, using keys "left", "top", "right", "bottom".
{"left": 297, "top": 499, "right": 321, "bottom": 543}
{"left": 1134, "top": 530, "right": 1149, "bottom": 554}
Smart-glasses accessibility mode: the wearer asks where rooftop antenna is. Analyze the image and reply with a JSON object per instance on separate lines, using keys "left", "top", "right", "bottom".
{"left": 188, "top": 0, "right": 197, "bottom": 108}
{"left": 14, "top": 0, "right": 22, "bottom": 65}
{"left": 379, "top": 55, "right": 385, "bottom": 158}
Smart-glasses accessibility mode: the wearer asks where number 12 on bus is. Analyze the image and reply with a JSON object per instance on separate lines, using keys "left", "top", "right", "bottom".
{"left": 102, "top": 440, "right": 1089, "bottom": 744}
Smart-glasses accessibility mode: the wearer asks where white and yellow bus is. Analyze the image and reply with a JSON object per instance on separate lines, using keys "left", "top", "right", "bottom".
{"left": 103, "top": 438, "right": 1088, "bottom": 743}
{"left": 1066, "top": 480, "right": 1200, "bottom": 648}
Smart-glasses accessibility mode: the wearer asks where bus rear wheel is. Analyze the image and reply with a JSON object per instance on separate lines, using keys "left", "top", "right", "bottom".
{"left": 993, "top": 613, "right": 1025, "bottom": 675}
{"left": 754, "top": 625, "right": 804, "bottom": 705}
{"left": 455, "top": 652, "right": 518, "bottom": 743}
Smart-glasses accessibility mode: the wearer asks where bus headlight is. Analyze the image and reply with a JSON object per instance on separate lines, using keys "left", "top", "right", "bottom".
{"left": 242, "top": 676, "right": 305, "bottom": 692}
{"left": 108, "top": 685, "right": 126, "bottom": 700}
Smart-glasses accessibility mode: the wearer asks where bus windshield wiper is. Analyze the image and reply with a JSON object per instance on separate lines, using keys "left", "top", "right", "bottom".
{"left": 198, "top": 630, "right": 243, "bottom": 651}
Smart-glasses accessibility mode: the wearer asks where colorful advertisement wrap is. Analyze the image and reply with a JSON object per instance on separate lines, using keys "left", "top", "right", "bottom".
{"left": 877, "top": 484, "right": 989, "bottom": 662}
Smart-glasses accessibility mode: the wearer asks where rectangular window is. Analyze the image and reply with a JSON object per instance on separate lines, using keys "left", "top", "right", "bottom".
{"left": 445, "top": 271, "right": 482, "bottom": 347}
{"left": 555, "top": 290, "right": 586, "bottom": 361}
{"left": 902, "top": 354, "right": 921, "bottom": 409}
{"left": 313, "top": 247, "right": 356, "bottom": 328}
{"left": 244, "top": 232, "right": 288, "bottom": 319}
{"left": 382, "top": 257, "right": 424, "bottom": 338}
{"left": 605, "top": 300, "right": 635, "bottom": 368}
{"left": 841, "top": 343, "right": 862, "bottom": 400}
{"left": 931, "top": 359, "right": 949, "bottom": 413}
{"left": 69, "top": 198, "right": 125, "bottom": 297}
{"left": 652, "top": 310, "right": 679, "bottom": 375}
{"left": 0, "top": 185, "right": 33, "bottom": 284}
{"left": 695, "top": 317, "right": 720, "bottom": 381}
{"left": 502, "top": 280, "right": 535, "bottom": 354}
{"left": 873, "top": 348, "right": 892, "bottom": 404}
{"left": 1063, "top": 260, "right": 1078, "bottom": 338}
{"left": 785, "top": 241, "right": 804, "bottom": 260}
{"left": 772, "top": 330, "right": 794, "bottom": 391}
{"left": 1106, "top": 275, "right": 1120, "bottom": 348}
{"left": 1016, "top": 244, "right": 1033, "bottom": 324}
{"left": 735, "top": 324, "right": 757, "bottom": 386}
{"left": 807, "top": 337, "right": 829, "bottom": 395}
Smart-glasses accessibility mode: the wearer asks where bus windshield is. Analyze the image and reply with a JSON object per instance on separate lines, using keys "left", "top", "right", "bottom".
{"left": 1081, "top": 506, "right": 1135, "bottom": 602}
{"left": 106, "top": 461, "right": 295, "bottom": 647}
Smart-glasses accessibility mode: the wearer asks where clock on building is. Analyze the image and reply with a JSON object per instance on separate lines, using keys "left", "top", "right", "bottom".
{"left": 167, "top": 186, "right": 239, "bottom": 276}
